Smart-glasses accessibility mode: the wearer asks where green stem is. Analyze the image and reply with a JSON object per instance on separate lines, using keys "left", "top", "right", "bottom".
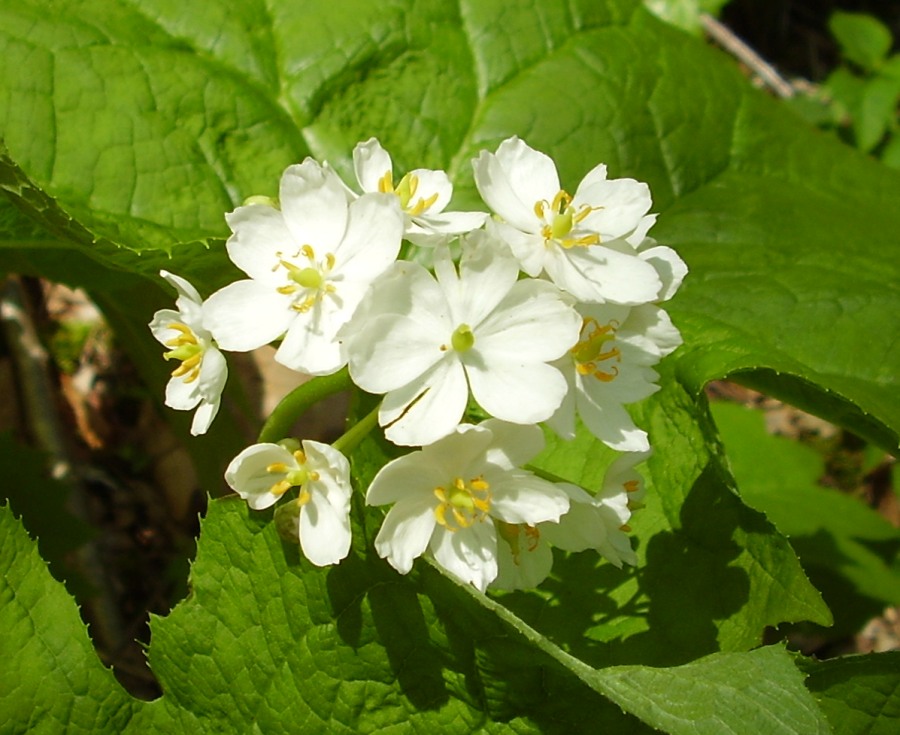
{"left": 524, "top": 463, "right": 569, "bottom": 485}
{"left": 257, "top": 367, "right": 351, "bottom": 443}
{"left": 332, "top": 404, "right": 380, "bottom": 455}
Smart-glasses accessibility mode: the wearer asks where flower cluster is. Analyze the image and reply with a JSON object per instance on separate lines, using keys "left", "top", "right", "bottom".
{"left": 150, "top": 137, "right": 685, "bottom": 591}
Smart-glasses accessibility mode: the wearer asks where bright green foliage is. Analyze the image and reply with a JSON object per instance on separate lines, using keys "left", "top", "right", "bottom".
{"left": 816, "top": 12, "right": 900, "bottom": 156}
{"left": 1, "top": 0, "right": 899, "bottom": 732}
{"left": 0, "top": 505, "right": 136, "bottom": 733}
{"left": 830, "top": 11, "right": 894, "bottom": 72}
{"left": 803, "top": 652, "right": 900, "bottom": 735}
{"left": 711, "top": 402, "right": 900, "bottom": 636}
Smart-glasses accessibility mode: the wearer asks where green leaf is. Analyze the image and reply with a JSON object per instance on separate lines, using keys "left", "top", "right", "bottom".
{"left": 642, "top": 0, "right": 729, "bottom": 34}
{"left": 802, "top": 652, "right": 900, "bottom": 735}
{"left": 855, "top": 76, "right": 900, "bottom": 152}
{"left": 134, "top": 498, "right": 649, "bottom": 734}
{"left": 830, "top": 11, "right": 893, "bottom": 72}
{"left": 507, "top": 376, "right": 830, "bottom": 670}
{"left": 0, "top": 504, "right": 135, "bottom": 733}
{"left": 711, "top": 402, "right": 900, "bottom": 636}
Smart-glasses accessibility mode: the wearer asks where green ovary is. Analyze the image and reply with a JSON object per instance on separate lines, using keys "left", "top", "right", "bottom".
{"left": 451, "top": 324, "right": 475, "bottom": 352}
{"left": 291, "top": 267, "right": 324, "bottom": 290}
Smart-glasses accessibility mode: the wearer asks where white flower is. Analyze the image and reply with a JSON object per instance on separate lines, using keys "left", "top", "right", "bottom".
{"left": 344, "top": 238, "right": 582, "bottom": 446}
{"left": 492, "top": 451, "right": 649, "bottom": 590}
{"left": 203, "top": 159, "right": 404, "bottom": 375}
{"left": 149, "top": 270, "right": 227, "bottom": 436}
{"left": 366, "top": 420, "right": 570, "bottom": 592}
{"left": 546, "top": 302, "right": 682, "bottom": 452}
{"left": 225, "top": 439, "right": 352, "bottom": 566}
{"left": 472, "top": 137, "right": 661, "bottom": 304}
{"left": 352, "top": 138, "right": 487, "bottom": 246}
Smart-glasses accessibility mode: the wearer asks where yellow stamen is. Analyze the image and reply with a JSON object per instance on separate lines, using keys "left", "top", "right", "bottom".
{"left": 433, "top": 475, "right": 491, "bottom": 531}
{"left": 624, "top": 480, "right": 639, "bottom": 493}
{"left": 270, "top": 479, "right": 293, "bottom": 497}
{"left": 537, "top": 189, "right": 601, "bottom": 248}
{"left": 267, "top": 462, "right": 290, "bottom": 474}
{"left": 571, "top": 317, "right": 621, "bottom": 382}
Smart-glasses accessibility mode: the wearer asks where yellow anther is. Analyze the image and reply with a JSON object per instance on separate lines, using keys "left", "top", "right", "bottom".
{"left": 624, "top": 480, "right": 640, "bottom": 493}
{"left": 266, "top": 462, "right": 290, "bottom": 474}
{"left": 301, "top": 244, "right": 315, "bottom": 260}
{"left": 538, "top": 190, "right": 601, "bottom": 248}
{"left": 292, "top": 449, "right": 307, "bottom": 464}
{"left": 297, "top": 488, "right": 312, "bottom": 506}
{"left": 572, "top": 317, "right": 621, "bottom": 382}
{"left": 277, "top": 284, "right": 298, "bottom": 295}
{"left": 377, "top": 170, "right": 394, "bottom": 194}
{"left": 620, "top": 524, "right": 632, "bottom": 533}
{"left": 433, "top": 476, "right": 491, "bottom": 532}
{"left": 407, "top": 191, "right": 439, "bottom": 216}
{"left": 270, "top": 479, "right": 293, "bottom": 497}
{"left": 325, "top": 253, "right": 336, "bottom": 271}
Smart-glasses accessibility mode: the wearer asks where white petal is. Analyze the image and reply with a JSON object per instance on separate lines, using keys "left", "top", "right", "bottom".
{"left": 576, "top": 162, "right": 608, "bottom": 190}
{"left": 165, "top": 375, "right": 201, "bottom": 411}
{"left": 333, "top": 193, "right": 403, "bottom": 282}
{"left": 407, "top": 168, "right": 452, "bottom": 214}
{"left": 491, "top": 137, "right": 560, "bottom": 220}
{"left": 203, "top": 280, "right": 295, "bottom": 351}
{"left": 485, "top": 220, "right": 546, "bottom": 277}
{"left": 576, "top": 387, "right": 650, "bottom": 452}
{"left": 224, "top": 203, "right": 295, "bottom": 284}
{"left": 299, "top": 489, "right": 352, "bottom": 566}
{"left": 639, "top": 245, "right": 688, "bottom": 302}
{"left": 466, "top": 358, "right": 568, "bottom": 424}
{"left": 149, "top": 309, "right": 187, "bottom": 346}
{"left": 381, "top": 357, "right": 469, "bottom": 447}
{"left": 546, "top": 246, "right": 661, "bottom": 305}
{"left": 489, "top": 472, "right": 569, "bottom": 524}
{"left": 374, "top": 494, "right": 437, "bottom": 574}
{"left": 348, "top": 313, "right": 448, "bottom": 393}
{"left": 275, "top": 302, "right": 345, "bottom": 376}
{"left": 197, "top": 346, "right": 228, "bottom": 402}
{"left": 225, "top": 443, "right": 295, "bottom": 510}
{"left": 159, "top": 270, "right": 204, "bottom": 323}
{"left": 544, "top": 369, "right": 577, "bottom": 441}
{"left": 492, "top": 525, "right": 554, "bottom": 591}
{"left": 279, "top": 159, "right": 350, "bottom": 249}
{"left": 408, "top": 210, "right": 488, "bottom": 239}
{"left": 189, "top": 399, "right": 219, "bottom": 436}
{"left": 430, "top": 522, "right": 498, "bottom": 592}
{"left": 576, "top": 178, "right": 652, "bottom": 241}
{"left": 480, "top": 419, "right": 545, "bottom": 470}
{"left": 448, "top": 241, "right": 519, "bottom": 329}
{"left": 475, "top": 279, "right": 581, "bottom": 361}
{"left": 353, "top": 138, "right": 393, "bottom": 193}
{"left": 472, "top": 148, "right": 539, "bottom": 233}
{"left": 541, "top": 500, "right": 607, "bottom": 553}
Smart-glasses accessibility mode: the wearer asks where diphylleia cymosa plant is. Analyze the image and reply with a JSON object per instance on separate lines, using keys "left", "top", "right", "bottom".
{"left": 150, "top": 136, "right": 686, "bottom": 592}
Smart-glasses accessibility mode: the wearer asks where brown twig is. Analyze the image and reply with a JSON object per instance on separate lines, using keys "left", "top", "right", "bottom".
{"left": 700, "top": 13, "right": 796, "bottom": 99}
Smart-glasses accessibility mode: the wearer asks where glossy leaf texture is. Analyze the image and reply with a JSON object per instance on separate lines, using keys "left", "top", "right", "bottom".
{"left": 1, "top": 0, "right": 899, "bottom": 732}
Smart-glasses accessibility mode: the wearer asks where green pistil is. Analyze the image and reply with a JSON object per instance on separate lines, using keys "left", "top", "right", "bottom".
{"left": 290, "top": 267, "right": 324, "bottom": 289}
{"left": 285, "top": 468, "right": 310, "bottom": 486}
{"left": 572, "top": 330, "right": 615, "bottom": 364}
{"left": 550, "top": 211, "right": 573, "bottom": 239}
{"left": 448, "top": 485, "right": 476, "bottom": 510}
{"left": 163, "top": 343, "right": 202, "bottom": 362}
{"left": 451, "top": 323, "right": 475, "bottom": 352}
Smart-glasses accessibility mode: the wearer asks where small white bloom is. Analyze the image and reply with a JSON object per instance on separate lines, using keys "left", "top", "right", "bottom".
{"left": 493, "top": 451, "right": 649, "bottom": 590}
{"left": 344, "top": 239, "right": 582, "bottom": 446}
{"left": 225, "top": 439, "right": 352, "bottom": 566}
{"left": 353, "top": 138, "right": 487, "bottom": 246}
{"left": 149, "top": 270, "right": 227, "bottom": 436}
{"left": 366, "top": 420, "right": 570, "bottom": 592}
{"left": 472, "top": 136, "right": 661, "bottom": 304}
{"left": 546, "top": 302, "right": 682, "bottom": 452}
{"left": 203, "top": 159, "right": 404, "bottom": 375}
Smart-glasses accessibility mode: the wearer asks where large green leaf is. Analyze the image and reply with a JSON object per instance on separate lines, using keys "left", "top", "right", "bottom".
{"left": 711, "top": 401, "right": 900, "bottom": 636}
{"left": 0, "top": 505, "right": 135, "bottom": 733}
{"left": 2, "top": 0, "right": 898, "bottom": 451}
{"left": 802, "top": 652, "right": 900, "bottom": 735}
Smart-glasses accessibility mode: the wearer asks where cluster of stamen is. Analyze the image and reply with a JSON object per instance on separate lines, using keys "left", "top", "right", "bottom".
{"left": 433, "top": 476, "right": 491, "bottom": 531}
{"left": 571, "top": 317, "right": 621, "bottom": 382}
{"left": 378, "top": 170, "right": 439, "bottom": 216}
{"left": 265, "top": 449, "right": 320, "bottom": 504}
{"left": 163, "top": 323, "right": 203, "bottom": 383}
{"left": 535, "top": 190, "right": 600, "bottom": 249}
{"left": 496, "top": 521, "right": 541, "bottom": 566}
{"left": 274, "top": 244, "right": 337, "bottom": 313}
